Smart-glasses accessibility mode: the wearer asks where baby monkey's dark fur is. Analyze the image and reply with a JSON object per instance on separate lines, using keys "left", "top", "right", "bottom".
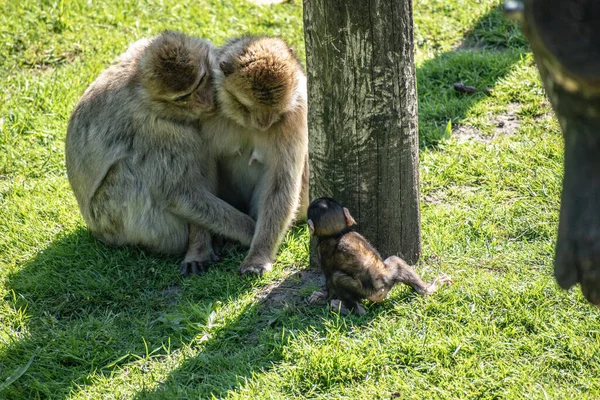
{"left": 307, "top": 197, "right": 451, "bottom": 315}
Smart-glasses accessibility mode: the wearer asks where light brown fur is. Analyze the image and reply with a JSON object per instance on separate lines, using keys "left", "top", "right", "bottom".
{"left": 66, "top": 31, "right": 256, "bottom": 272}
{"left": 201, "top": 36, "right": 309, "bottom": 274}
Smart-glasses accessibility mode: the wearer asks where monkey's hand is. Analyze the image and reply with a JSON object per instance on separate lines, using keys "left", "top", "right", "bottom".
{"left": 180, "top": 251, "right": 219, "bottom": 277}
{"left": 425, "top": 275, "right": 453, "bottom": 294}
{"left": 307, "top": 291, "right": 328, "bottom": 305}
{"left": 238, "top": 255, "right": 273, "bottom": 275}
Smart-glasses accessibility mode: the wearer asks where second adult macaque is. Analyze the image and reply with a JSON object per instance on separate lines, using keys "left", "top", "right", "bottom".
{"left": 202, "top": 36, "right": 309, "bottom": 275}
{"left": 307, "top": 197, "right": 452, "bottom": 315}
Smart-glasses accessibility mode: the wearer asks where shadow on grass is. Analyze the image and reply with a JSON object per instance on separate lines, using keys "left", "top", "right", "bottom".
{"left": 0, "top": 226, "right": 260, "bottom": 398}
{"left": 418, "top": 3, "right": 528, "bottom": 148}
{"left": 131, "top": 263, "right": 425, "bottom": 399}
{"left": 0, "top": 225, "right": 369, "bottom": 399}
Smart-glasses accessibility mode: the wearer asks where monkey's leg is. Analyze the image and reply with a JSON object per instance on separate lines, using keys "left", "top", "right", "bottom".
{"left": 424, "top": 275, "right": 454, "bottom": 294}
{"left": 329, "top": 299, "right": 366, "bottom": 316}
{"left": 331, "top": 272, "right": 367, "bottom": 315}
{"left": 384, "top": 256, "right": 452, "bottom": 295}
{"left": 88, "top": 163, "right": 189, "bottom": 254}
{"left": 239, "top": 153, "right": 304, "bottom": 275}
{"left": 181, "top": 225, "right": 219, "bottom": 276}
{"left": 307, "top": 276, "right": 335, "bottom": 306}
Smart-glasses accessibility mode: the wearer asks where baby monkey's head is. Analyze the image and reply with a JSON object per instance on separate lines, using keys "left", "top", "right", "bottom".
{"left": 139, "top": 31, "right": 217, "bottom": 120}
{"left": 307, "top": 197, "right": 356, "bottom": 238}
{"left": 217, "top": 36, "right": 301, "bottom": 131}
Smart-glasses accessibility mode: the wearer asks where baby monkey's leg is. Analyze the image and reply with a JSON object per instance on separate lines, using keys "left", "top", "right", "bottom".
{"left": 181, "top": 224, "right": 219, "bottom": 276}
{"left": 308, "top": 273, "right": 366, "bottom": 315}
{"left": 331, "top": 272, "right": 367, "bottom": 315}
{"left": 384, "top": 256, "right": 453, "bottom": 295}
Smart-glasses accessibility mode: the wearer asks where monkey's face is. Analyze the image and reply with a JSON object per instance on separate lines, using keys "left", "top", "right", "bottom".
{"left": 218, "top": 84, "right": 288, "bottom": 131}
{"left": 140, "top": 32, "right": 217, "bottom": 120}
{"left": 217, "top": 37, "right": 299, "bottom": 131}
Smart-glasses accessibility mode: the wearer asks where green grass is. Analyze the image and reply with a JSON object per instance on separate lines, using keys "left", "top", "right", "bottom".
{"left": 1, "top": 0, "right": 599, "bottom": 398}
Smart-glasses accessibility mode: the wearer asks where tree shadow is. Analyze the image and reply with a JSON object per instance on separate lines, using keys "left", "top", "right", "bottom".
{"left": 417, "top": 3, "right": 528, "bottom": 148}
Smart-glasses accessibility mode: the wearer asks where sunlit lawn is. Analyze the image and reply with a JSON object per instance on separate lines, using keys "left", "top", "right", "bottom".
{"left": 1, "top": 0, "right": 598, "bottom": 398}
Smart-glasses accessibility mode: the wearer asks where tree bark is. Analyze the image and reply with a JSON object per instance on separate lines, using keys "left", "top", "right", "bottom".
{"left": 303, "top": 0, "right": 421, "bottom": 263}
{"left": 510, "top": 0, "right": 600, "bottom": 304}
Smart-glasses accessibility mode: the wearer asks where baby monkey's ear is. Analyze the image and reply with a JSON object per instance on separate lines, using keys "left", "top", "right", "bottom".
{"left": 307, "top": 219, "right": 315, "bottom": 236}
{"left": 343, "top": 207, "right": 356, "bottom": 226}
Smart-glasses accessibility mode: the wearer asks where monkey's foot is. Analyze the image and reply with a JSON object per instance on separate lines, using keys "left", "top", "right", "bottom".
{"left": 425, "top": 275, "right": 453, "bottom": 294}
{"left": 238, "top": 256, "right": 273, "bottom": 275}
{"left": 307, "top": 291, "right": 327, "bottom": 305}
{"left": 180, "top": 252, "right": 219, "bottom": 277}
{"left": 180, "top": 261, "right": 211, "bottom": 276}
{"left": 329, "top": 299, "right": 366, "bottom": 316}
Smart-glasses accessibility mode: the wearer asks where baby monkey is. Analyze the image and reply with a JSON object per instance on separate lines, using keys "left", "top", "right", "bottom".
{"left": 307, "top": 197, "right": 452, "bottom": 315}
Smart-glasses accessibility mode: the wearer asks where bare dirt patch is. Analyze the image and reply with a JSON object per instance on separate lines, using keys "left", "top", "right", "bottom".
{"left": 256, "top": 268, "right": 325, "bottom": 309}
{"left": 454, "top": 124, "right": 491, "bottom": 143}
{"left": 423, "top": 190, "right": 446, "bottom": 205}
{"left": 454, "top": 102, "right": 521, "bottom": 143}
{"left": 494, "top": 102, "right": 521, "bottom": 136}
{"left": 244, "top": 268, "right": 325, "bottom": 344}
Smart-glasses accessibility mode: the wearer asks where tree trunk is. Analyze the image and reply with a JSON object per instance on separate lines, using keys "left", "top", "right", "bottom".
{"left": 509, "top": 0, "right": 600, "bottom": 304}
{"left": 303, "top": 0, "right": 421, "bottom": 263}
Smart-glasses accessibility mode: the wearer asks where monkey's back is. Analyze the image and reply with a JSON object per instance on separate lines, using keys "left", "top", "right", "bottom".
{"left": 65, "top": 37, "right": 215, "bottom": 252}
{"left": 317, "top": 231, "right": 386, "bottom": 287}
{"left": 66, "top": 38, "right": 150, "bottom": 212}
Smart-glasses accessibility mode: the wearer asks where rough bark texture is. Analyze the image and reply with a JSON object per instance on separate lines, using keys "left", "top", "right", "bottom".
{"left": 303, "top": 0, "right": 421, "bottom": 264}
{"left": 516, "top": 0, "right": 600, "bottom": 304}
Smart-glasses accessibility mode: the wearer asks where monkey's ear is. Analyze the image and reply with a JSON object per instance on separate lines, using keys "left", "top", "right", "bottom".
{"left": 307, "top": 219, "right": 315, "bottom": 236}
{"left": 220, "top": 61, "right": 235, "bottom": 76}
{"left": 343, "top": 208, "right": 356, "bottom": 226}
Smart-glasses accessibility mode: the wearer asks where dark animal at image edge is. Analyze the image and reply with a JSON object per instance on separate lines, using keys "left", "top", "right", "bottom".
{"left": 505, "top": 0, "right": 600, "bottom": 305}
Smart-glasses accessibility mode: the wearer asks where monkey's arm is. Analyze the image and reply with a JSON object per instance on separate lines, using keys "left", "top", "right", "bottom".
{"left": 240, "top": 133, "right": 306, "bottom": 274}
{"left": 294, "top": 152, "right": 310, "bottom": 222}
{"left": 167, "top": 187, "right": 256, "bottom": 247}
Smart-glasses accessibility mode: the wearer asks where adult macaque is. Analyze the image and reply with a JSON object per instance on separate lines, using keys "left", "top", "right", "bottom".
{"left": 201, "top": 36, "right": 309, "bottom": 275}
{"left": 307, "top": 197, "right": 452, "bottom": 315}
{"left": 66, "top": 31, "right": 256, "bottom": 274}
